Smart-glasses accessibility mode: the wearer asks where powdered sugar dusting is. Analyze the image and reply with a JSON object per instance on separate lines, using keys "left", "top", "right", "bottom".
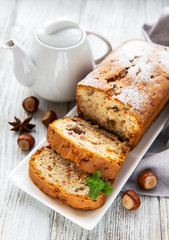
{"left": 115, "top": 84, "right": 149, "bottom": 111}
{"left": 158, "top": 50, "right": 169, "bottom": 73}
{"left": 80, "top": 75, "right": 98, "bottom": 87}
{"left": 114, "top": 41, "right": 153, "bottom": 66}
{"left": 127, "top": 57, "right": 155, "bottom": 81}
{"left": 79, "top": 74, "right": 106, "bottom": 88}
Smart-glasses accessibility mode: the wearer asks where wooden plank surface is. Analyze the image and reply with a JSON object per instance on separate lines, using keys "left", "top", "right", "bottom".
{"left": 0, "top": 0, "right": 168, "bottom": 239}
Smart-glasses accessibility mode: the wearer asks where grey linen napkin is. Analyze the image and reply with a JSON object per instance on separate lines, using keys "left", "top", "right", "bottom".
{"left": 122, "top": 120, "right": 169, "bottom": 197}
{"left": 142, "top": 7, "right": 169, "bottom": 47}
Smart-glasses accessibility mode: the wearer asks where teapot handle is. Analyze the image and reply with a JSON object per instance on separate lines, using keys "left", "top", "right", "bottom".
{"left": 86, "top": 29, "right": 112, "bottom": 64}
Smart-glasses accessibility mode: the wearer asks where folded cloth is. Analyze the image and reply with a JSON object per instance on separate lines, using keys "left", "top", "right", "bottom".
{"left": 142, "top": 7, "right": 169, "bottom": 47}
{"left": 122, "top": 120, "right": 169, "bottom": 197}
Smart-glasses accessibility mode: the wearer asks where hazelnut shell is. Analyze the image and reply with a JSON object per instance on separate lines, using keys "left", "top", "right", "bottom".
{"left": 42, "top": 110, "right": 57, "bottom": 126}
{"left": 22, "top": 96, "right": 39, "bottom": 113}
{"left": 17, "top": 134, "right": 35, "bottom": 150}
{"left": 138, "top": 170, "right": 157, "bottom": 189}
{"left": 122, "top": 190, "right": 141, "bottom": 210}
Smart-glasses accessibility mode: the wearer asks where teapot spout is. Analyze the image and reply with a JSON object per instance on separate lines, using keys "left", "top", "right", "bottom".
{"left": 3, "top": 40, "right": 36, "bottom": 87}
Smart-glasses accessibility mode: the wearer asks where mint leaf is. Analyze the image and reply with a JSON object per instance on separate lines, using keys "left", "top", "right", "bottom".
{"left": 96, "top": 179, "right": 105, "bottom": 190}
{"left": 86, "top": 171, "right": 101, "bottom": 187}
{"left": 102, "top": 182, "right": 113, "bottom": 194}
{"left": 86, "top": 178, "right": 97, "bottom": 187}
{"left": 86, "top": 171, "right": 113, "bottom": 199}
{"left": 88, "top": 180, "right": 105, "bottom": 200}
{"left": 89, "top": 187, "right": 101, "bottom": 200}
{"left": 92, "top": 171, "right": 100, "bottom": 180}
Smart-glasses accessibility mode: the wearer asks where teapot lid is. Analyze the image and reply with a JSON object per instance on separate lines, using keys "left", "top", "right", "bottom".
{"left": 37, "top": 18, "right": 83, "bottom": 48}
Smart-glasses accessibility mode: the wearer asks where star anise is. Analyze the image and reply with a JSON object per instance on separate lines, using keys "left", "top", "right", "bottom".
{"left": 8, "top": 116, "right": 35, "bottom": 135}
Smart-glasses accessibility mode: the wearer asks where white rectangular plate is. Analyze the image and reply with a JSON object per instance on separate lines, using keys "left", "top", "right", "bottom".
{"left": 8, "top": 104, "right": 169, "bottom": 230}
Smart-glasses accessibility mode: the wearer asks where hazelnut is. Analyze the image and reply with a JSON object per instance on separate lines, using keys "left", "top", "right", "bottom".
{"left": 138, "top": 170, "right": 157, "bottom": 190}
{"left": 122, "top": 190, "right": 141, "bottom": 210}
{"left": 42, "top": 110, "right": 57, "bottom": 126}
{"left": 17, "top": 134, "right": 35, "bottom": 150}
{"left": 22, "top": 96, "right": 39, "bottom": 113}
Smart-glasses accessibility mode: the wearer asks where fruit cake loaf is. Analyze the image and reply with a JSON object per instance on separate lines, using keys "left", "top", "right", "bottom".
{"left": 76, "top": 39, "right": 169, "bottom": 147}
{"left": 46, "top": 116, "right": 130, "bottom": 179}
{"left": 29, "top": 145, "right": 114, "bottom": 210}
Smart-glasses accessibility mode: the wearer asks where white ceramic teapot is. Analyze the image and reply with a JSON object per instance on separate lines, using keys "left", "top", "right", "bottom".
{"left": 3, "top": 18, "right": 112, "bottom": 102}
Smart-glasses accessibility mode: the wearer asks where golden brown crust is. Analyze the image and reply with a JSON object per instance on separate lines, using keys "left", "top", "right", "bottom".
{"left": 29, "top": 146, "right": 107, "bottom": 210}
{"left": 77, "top": 39, "right": 169, "bottom": 147}
{"left": 131, "top": 94, "right": 169, "bottom": 146}
{"left": 46, "top": 117, "right": 129, "bottom": 179}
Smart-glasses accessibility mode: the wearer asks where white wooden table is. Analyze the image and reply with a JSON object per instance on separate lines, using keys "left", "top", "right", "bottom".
{"left": 0, "top": 0, "right": 169, "bottom": 239}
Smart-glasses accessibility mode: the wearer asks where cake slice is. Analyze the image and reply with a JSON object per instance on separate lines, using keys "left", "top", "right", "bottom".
{"left": 29, "top": 145, "right": 113, "bottom": 210}
{"left": 46, "top": 116, "right": 130, "bottom": 179}
{"left": 76, "top": 40, "right": 169, "bottom": 147}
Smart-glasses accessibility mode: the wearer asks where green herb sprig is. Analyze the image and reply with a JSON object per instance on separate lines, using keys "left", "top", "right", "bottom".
{"left": 86, "top": 171, "right": 113, "bottom": 200}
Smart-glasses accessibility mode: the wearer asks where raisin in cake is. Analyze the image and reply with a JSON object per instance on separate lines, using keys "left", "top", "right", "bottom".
{"left": 29, "top": 146, "right": 113, "bottom": 210}
{"left": 76, "top": 40, "right": 169, "bottom": 147}
{"left": 46, "top": 116, "right": 130, "bottom": 179}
